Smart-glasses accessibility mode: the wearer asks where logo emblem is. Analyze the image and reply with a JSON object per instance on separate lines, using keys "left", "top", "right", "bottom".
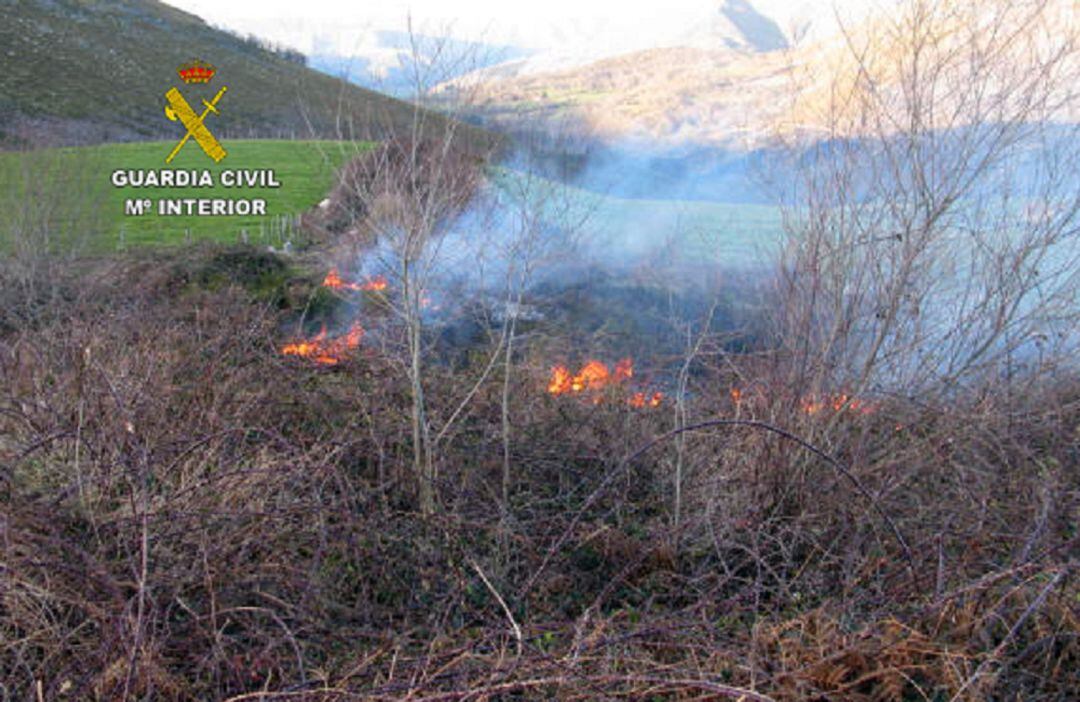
{"left": 164, "top": 60, "right": 227, "bottom": 163}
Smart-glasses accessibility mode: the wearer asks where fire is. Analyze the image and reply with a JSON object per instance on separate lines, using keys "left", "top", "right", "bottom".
{"left": 546, "top": 358, "right": 662, "bottom": 409}
{"left": 548, "top": 365, "right": 573, "bottom": 394}
{"left": 548, "top": 358, "right": 632, "bottom": 395}
{"left": 571, "top": 360, "right": 610, "bottom": 392}
{"left": 322, "top": 269, "right": 388, "bottom": 293}
{"left": 801, "top": 393, "right": 874, "bottom": 415}
{"left": 322, "top": 268, "right": 362, "bottom": 292}
{"left": 281, "top": 322, "right": 364, "bottom": 365}
{"left": 361, "top": 274, "right": 388, "bottom": 292}
{"left": 629, "top": 391, "right": 664, "bottom": 408}
{"left": 729, "top": 387, "right": 875, "bottom": 416}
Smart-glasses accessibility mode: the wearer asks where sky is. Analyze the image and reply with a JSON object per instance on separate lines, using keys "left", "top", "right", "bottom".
{"left": 165, "top": 0, "right": 881, "bottom": 55}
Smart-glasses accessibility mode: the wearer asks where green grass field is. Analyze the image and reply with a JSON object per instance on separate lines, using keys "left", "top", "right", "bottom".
{"left": 2, "top": 140, "right": 782, "bottom": 262}
{"left": 587, "top": 192, "right": 783, "bottom": 266}
{"left": 0, "top": 140, "right": 368, "bottom": 251}
{"left": 492, "top": 168, "right": 784, "bottom": 269}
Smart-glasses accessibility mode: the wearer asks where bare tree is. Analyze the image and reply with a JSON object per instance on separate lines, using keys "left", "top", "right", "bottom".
{"left": 0, "top": 145, "right": 107, "bottom": 321}
{"left": 306, "top": 21, "right": 529, "bottom": 514}
{"left": 484, "top": 137, "right": 589, "bottom": 509}
{"left": 770, "top": 0, "right": 1080, "bottom": 404}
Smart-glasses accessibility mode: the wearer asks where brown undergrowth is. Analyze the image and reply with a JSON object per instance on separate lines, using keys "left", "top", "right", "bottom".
{"left": 0, "top": 248, "right": 1076, "bottom": 700}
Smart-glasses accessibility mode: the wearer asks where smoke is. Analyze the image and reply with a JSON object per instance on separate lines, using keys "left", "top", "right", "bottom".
{"left": 327, "top": 134, "right": 786, "bottom": 334}
{"left": 318, "top": 136, "right": 784, "bottom": 376}
{"left": 505, "top": 139, "right": 785, "bottom": 285}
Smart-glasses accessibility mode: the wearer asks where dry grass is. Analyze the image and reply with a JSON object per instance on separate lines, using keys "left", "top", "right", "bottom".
{"left": 0, "top": 247, "right": 1077, "bottom": 700}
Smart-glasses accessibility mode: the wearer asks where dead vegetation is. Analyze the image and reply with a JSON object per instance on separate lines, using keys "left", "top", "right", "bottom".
{"left": 0, "top": 243, "right": 1076, "bottom": 701}
{"left": 3, "top": 2, "right": 1079, "bottom": 699}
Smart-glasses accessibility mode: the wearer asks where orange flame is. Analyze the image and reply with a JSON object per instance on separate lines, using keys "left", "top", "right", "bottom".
{"left": 361, "top": 274, "right": 388, "bottom": 292}
{"left": 322, "top": 269, "right": 389, "bottom": 293}
{"left": 628, "top": 391, "right": 664, "bottom": 408}
{"left": 801, "top": 392, "right": 874, "bottom": 415}
{"left": 548, "top": 365, "right": 573, "bottom": 394}
{"left": 571, "top": 361, "right": 610, "bottom": 392}
{"left": 281, "top": 322, "right": 364, "bottom": 365}
{"left": 547, "top": 358, "right": 661, "bottom": 409}
{"left": 322, "top": 268, "right": 362, "bottom": 291}
{"left": 548, "top": 360, "right": 623, "bottom": 395}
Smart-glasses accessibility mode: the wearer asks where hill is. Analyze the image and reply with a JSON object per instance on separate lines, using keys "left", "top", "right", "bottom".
{"left": 452, "top": 0, "right": 1076, "bottom": 151}
{"left": 0, "top": 0, "right": 467, "bottom": 148}
{"left": 446, "top": 0, "right": 788, "bottom": 86}
{"left": 454, "top": 45, "right": 796, "bottom": 151}
{"left": 305, "top": 31, "right": 533, "bottom": 97}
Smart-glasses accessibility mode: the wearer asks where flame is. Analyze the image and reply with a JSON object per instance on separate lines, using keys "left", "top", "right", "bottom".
{"left": 322, "top": 269, "right": 388, "bottom": 293}
{"left": 801, "top": 392, "right": 874, "bottom": 415}
{"left": 548, "top": 365, "right": 573, "bottom": 394}
{"left": 361, "top": 274, "right": 388, "bottom": 292}
{"left": 629, "top": 391, "right": 664, "bottom": 408}
{"left": 547, "top": 358, "right": 661, "bottom": 409}
{"left": 548, "top": 359, "right": 623, "bottom": 395}
{"left": 571, "top": 361, "right": 610, "bottom": 392}
{"left": 322, "top": 268, "right": 362, "bottom": 292}
{"left": 729, "top": 386, "right": 875, "bottom": 415}
{"left": 281, "top": 322, "right": 364, "bottom": 365}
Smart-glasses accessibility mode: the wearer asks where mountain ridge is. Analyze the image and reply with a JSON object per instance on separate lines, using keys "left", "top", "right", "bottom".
{"left": 449, "top": 0, "right": 1077, "bottom": 152}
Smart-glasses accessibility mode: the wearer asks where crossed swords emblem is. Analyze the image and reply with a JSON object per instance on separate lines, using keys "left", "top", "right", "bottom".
{"left": 164, "top": 85, "right": 228, "bottom": 163}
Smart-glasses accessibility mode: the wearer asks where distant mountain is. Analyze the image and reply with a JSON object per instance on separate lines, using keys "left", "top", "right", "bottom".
{"left": 449, "top": 0, "right": 1077, "bottom": 152}
{"left": 456, "top": 0, "right": 788, "bottom": 84}
{"left": 703, "top": 0, "right": 788, "bottom": 51}
{"left": 431, "top": 0, "right": 805, "bottom": 152}
{"left": 309, "top": 31, "right": 534, "bottom": 97}
{"left": 0, "top": 0, "right": 475, "bottom": 148}
{"left": 446, "top": 44, "right": 799, "bottom": 152}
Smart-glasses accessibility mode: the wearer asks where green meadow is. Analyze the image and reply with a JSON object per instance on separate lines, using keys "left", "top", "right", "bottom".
{"left": 2, "top": 140, "right": 784, "bottom": 262}
{"left": 0, "top": 140, "right": 369, "bottom": 251}
{"left": 490, "top": 168, "right": 784, "bottom": 269}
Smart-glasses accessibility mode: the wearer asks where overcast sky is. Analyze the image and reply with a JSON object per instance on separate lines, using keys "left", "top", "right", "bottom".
{"left": 165, "top": 0, "right": 880, "bottom": 54}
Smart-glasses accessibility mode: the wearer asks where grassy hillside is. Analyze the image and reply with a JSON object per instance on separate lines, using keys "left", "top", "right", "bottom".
{"left": 0, "top": 0, "right": 479, "bottom": 148}
{"left": 0, "top": 139, "right": 366, "bottom": 249}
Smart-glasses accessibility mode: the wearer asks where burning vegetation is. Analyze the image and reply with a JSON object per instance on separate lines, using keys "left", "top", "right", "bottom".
{"left": 3, "top": 240, "right": 1077, "bottom": 702}
{"left": 5, "top": 0, "right": 1079, "bottom": 695}
{"left": 361, "top": 274, "right": 388, "bottom": 291}
{"left": 280, "top": 322, "right": 364, "bottom": 365}
{"left": 628, "top": 391, "right": 664, "bottom": 408}
{"left": 322, "top": 268, "right": 361, "bottom": 291}
{"left": 800, "top": 393, "right": 875, "bottom": 415}
{"left": 547, "top": 358, "right": 663, "bottom": 408}
{"left": 322, "top": 268, "right": 389, "bottom": 293}
{"left": 731, "top": 387, "right": 876, "bottom": 416}
{"left": 284, "top": 269, "right": 385, "bottom": 366}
